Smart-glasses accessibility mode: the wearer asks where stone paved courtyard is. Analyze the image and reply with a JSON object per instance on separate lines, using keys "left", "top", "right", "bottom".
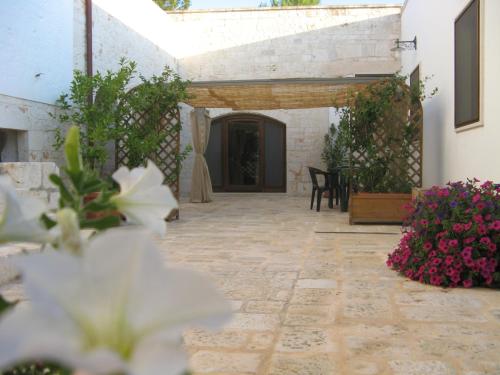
{"left": 1, "top": 194, "right": 500, "bottom": 374}
{"left": 164, "top": 194, "right": 500, "bottom": 375}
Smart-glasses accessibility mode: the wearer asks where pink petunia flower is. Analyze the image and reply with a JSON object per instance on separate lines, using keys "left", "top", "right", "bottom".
{"left": 473, "top": 214, "right": 484, "bottom": 224}
{"left": 445, "top": 256, "right": 454, "bottom": 266}
{"left": 463, "top": 279, "right": 473, "bottom": 288}
{"left": 477, "top": 224, "right": 488, "bottom": 235}
{"left": 480, "top": 237, "right": 492, "bottom": 245}
{"left": 464, "top": 237, "right": 476, "bottom": 244}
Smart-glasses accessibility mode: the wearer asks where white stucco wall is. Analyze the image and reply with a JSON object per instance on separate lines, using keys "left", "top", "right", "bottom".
{"left": 0, "top": 0, "right": 182, "bottom": 164}
{"left": 0, "top": 1, "right": 73, "bottom": 105}
{"left": 0, "top": 0, "right": 73, "bottom": 163}
{"left": 401, "top": 0, "right": 500, "bottom": 186}
{"left": 168, "top": 5, "right": 401, "bottom": 81}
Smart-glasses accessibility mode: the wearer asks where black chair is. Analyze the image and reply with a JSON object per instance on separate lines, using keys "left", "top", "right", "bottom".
{"left": 308, "top": 167, "right": 339, "bottom": 212}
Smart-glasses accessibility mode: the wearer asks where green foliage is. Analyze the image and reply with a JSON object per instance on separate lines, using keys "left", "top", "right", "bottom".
{"left": 329, "top": 75, "right": 436, "bottom": 194}
{"left": 53, "top": 59, "right": 191, "bottom": 179}
{"left": 1, "top": 363, "right": 70, "bottom": 375}
{"left": 153, "top": 0, "right": 190, "bottom": 10}
{"left": 119, "top": 67, "right": 191, "bottom": 171}
{"left": 261, "top": 0, "right": 320, "bottom": 6}
{"left": 52, "top": 58, "right": 136, "bottom": 173}
{"left": 52, "top": 126, "right": 120, "bottom": 233}
{"left": 0, "top": 295, "right": 15, "bottom": 316}
{"left": 321, "top": 123, "right": 348, "bottom": 172}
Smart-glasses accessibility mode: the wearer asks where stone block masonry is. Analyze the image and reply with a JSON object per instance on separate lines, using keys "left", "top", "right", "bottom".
{"left": 0, "top": 162, "right": 60, "bottom": 207}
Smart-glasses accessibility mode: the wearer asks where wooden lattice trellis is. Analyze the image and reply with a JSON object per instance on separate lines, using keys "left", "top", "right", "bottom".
{"left": 349, "top": 82, "right": 423, "bottom": 193}
{"left": 115, "top": 92, "right": 181, "bottom": 219}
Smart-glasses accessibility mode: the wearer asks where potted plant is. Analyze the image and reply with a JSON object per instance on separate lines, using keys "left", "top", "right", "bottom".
{"left": 387, "top": 180, "right": 500, "bottom": 288}
{"left": 330, "top": 75, "right": 435, "bottom": 224}
{"left": 52, "top": 59, "right": 192, "bottom": 219}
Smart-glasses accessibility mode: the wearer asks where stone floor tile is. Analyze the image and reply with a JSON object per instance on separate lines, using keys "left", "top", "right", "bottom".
{"left": 267, "top": 354, "right": 336, "bottom": 375}
{"left": 184, "top": 329, "right": 248, "bottom": 349}
{"left": 225, "top": 313, "right": 281, "bottom": 331}
{"left": 190, "top": 350, "right": 262, "bottom": 373}
{"left": 290, "top": 288, "right": 336, "bottom": 305}
{"left": 388, "top": 360, "right": 456, "bottom": 375}
{"left": 295, "top": 279, "right": 337, "bottom": 289}
{"left": 275, "top": 327, "right": 336, "bottom": 353}
{"left": 246, "top": 332, "right": 275, "bottom": 351}
{"left": 284, "top": 304, "right": 335, "bottom": 326}
{"left": 245, "top": 301, "right": 285, "bottom": 314}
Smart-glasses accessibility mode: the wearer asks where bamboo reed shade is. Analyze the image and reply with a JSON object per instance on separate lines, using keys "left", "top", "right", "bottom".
{"left": 185, "top": 76, "right": 390, "bottom": 110}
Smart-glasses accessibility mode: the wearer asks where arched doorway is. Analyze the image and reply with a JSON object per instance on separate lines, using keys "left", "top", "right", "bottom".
{"left": 205, "top": 114, "right": 286, "bottom": 192}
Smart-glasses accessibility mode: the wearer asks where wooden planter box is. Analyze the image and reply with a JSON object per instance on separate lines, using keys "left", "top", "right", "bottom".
{"left": 349, "top": 193, "right": 412, "bottom": 225}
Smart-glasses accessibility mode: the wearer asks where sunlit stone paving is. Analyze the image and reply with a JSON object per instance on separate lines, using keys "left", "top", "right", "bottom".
{"left": 2, "top": 194, "right": 500, "bottom": 374}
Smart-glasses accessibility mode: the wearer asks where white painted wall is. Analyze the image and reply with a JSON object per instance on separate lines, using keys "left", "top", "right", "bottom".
{"left": 401, "top": 0, "right": 500, "bottom": 185}
{"left": 0, "top": 0, "right": 181, "bottom": 164}
{"left": 0, "top": 0, "right": 73, "bottom": 105}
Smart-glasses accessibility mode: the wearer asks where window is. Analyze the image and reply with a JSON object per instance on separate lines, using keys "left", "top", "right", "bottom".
{"left": 410, "top": 65, "right": 420, "bottom": 100}
{"left": 455, "top": 0, "right": 480, "bottom": 128}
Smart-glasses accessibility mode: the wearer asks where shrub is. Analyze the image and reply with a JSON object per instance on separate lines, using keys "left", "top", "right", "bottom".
{"left": 387, "top": 179, "right": 500, "bottom": 287}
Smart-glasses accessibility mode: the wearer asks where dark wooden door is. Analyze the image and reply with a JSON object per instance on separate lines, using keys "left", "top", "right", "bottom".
{"left": 206, "top": 114, "right": 286, "bottom": 192}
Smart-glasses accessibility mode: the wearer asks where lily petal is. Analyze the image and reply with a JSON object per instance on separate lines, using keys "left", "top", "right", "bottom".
{"left": 1, "top": 229, "right": 231, "bottom": 375}
{"left": 0, "top": 304, "right": 126, "bottom": 375}
{"left": 111, "top": 161, "right": 178, "bottom": 236}
{"left": 0, "top": 176, "right": 52, "bottom": 244}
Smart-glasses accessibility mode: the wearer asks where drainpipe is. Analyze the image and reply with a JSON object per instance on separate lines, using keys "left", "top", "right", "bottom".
{"left": 85, "top": 0, "right": 93, "bottom": 100}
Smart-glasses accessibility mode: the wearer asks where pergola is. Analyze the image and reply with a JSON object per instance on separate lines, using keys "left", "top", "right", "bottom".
{"left": 185, "top": 75, "right": 391, "bottom": 110}
{"left": 184, "top": 75, "right": 392, "bottom": 203}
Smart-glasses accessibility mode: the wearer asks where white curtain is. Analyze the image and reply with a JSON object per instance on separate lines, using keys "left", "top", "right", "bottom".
{"left": 190, "top": 108, "right": 213, "bottom": 203}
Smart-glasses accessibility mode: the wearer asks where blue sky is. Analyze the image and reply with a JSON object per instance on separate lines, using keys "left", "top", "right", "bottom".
{"left": 191, "top": 0, "right": 403, "bottom": 9}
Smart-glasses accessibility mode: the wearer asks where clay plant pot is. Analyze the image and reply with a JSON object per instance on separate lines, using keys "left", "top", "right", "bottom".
{"left": 83, "top": 192, "right": 123, "bottom": 221}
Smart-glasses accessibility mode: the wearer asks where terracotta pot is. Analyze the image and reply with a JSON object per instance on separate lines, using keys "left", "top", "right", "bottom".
{"left": 83, "top": 192, "right": 122, "bottom": 221}
{"left": 349, "top": 192, "right": 412, "bottom": 225}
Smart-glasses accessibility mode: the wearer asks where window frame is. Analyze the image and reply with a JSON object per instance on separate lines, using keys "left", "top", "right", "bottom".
{"left": 454, "top": 0, "right": 481, "bottom": 129}
{"left": 410, "top": 65, "right": 420, "bottom": 100}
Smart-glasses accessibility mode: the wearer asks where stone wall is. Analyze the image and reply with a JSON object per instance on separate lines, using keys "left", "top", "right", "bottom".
{"left": 0, "top": 162, "right": 60, "bottom": 207}
{"left": 179, "top": 107, "right": 331, "bottom": 196}
{"left": 0, "top": 95, "right": 62, "bottom": 164}
{"left": 167, "top": 5, "right": 401, "bottom": 81}
{"left": 0, "top": 2, "right": 403, "bottom": 197}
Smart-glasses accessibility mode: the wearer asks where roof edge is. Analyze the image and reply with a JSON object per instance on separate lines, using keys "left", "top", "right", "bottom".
{"left": 189, "top": 75, "right": 395, "bottom": 87}
{"left": 167, "top": 4, "right": 403, "bottom": 14}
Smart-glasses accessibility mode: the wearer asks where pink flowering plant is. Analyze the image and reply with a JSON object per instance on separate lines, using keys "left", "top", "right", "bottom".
{"left": 387, "top": 179, "right": 500, "bottom": 288}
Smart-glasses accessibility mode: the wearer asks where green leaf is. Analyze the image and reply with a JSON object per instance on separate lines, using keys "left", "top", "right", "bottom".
{"left": 49, "top": 174, "right": 73, "bottom": 204}
{"left": 81, "top": 215, "right": 121, "bottom": 231}
{"left": 40, "top": 214, "right": 57, "bottom": 230}
{"left": 84, "top": 200, "right": 115, "bottom": 213}
{"left": 0, "top": 294, "right": 15, "bottom": 316}
{"left": 64, "top": 126, "right": 83, "bottom": 174}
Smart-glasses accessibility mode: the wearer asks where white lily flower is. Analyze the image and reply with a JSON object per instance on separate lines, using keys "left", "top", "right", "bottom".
{"left": 0, "top": 176, "right": 52, "bottom": 244}
{"left": 110, "top": 161, "right": 178, "bottom": 237}
{"left": 0, "top": 229, "right": 231, "bottom": 375}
